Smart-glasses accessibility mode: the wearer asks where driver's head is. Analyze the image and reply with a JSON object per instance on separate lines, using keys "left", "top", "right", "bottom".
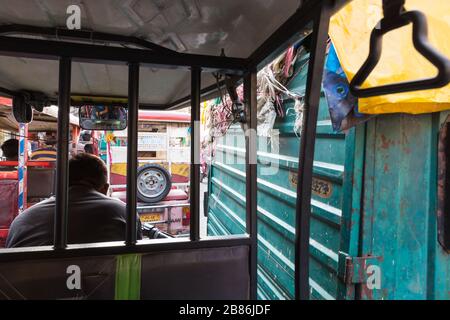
{"left": 1, "top": 139, "right": 19, "bottom": 161}
{"left": 69, "top": 153, "right": 109, "bottom": 195}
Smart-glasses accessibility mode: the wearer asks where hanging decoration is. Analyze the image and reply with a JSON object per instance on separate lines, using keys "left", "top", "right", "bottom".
{"left": 203, "top": 43, "right": 309, "bottom": 158}
{"left": 323, "top": 43, "right": 373, "bottom": 132}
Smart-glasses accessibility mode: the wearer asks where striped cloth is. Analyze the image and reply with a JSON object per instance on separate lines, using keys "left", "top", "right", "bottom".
{"left": 30, "top": 147, "right": 57, "bottom": 161}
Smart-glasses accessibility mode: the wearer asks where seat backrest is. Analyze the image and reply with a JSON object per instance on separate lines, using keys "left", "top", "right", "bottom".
{"left": 140, "top": 246, "right": 250, "bottom": 299}
{"left": 0, "top": 245, "right": 250, "bottom": 299}
{"left": 27, "top": 167, "right": 55, "bottom": 199}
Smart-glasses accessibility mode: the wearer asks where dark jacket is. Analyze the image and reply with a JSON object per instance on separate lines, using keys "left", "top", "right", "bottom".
{"left": 6, "top": 185, "right": 142, "bottom": 247}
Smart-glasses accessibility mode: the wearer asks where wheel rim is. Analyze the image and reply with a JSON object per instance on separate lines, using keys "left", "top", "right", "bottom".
{"left": 137, "top": 168, "right": 168, "bottom": 199}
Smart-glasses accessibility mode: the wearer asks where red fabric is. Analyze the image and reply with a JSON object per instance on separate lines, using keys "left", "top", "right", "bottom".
{"left": 0, "top": 97, "right": 12, "bottom": 107}
{"left": 0, "top": 180, "right": 19, "bottom": 228}
{"left": 0, "top": 161, "right": 55, "bottom": 168}
{"left": 0, "top": 229, "right": 9, "bottom": 248}
{"left": 0, "top": 171, "right": 18, "bottom": 180}
{"left": 283, "top": 46, "right": 295, "bottom": 78}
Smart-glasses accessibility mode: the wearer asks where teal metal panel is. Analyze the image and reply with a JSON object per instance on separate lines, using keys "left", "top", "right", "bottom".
{"left": 360, "top": 111, "right": 450, "bottom": 300}
{"left": 336, "top": 123, "right": 366, "bottom": 299}
{"left": 207, "top": 50, "right": 450, "bottom": 299}
{"left": 207, "top": 53, "right": 358, "bottom": 300}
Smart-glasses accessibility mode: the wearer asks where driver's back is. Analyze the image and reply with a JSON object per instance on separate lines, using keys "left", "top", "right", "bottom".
{"left": 5, "top": 185, "right": 141, "bottom": 248}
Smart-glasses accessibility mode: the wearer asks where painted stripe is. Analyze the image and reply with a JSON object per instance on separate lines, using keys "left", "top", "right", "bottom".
{"left": 257, "top": 206, "right": 296, "bottom": 235}
{"left": 257, "top": 267, "right": 287, "bottom": 300}
{"left": 257, "top": 178, "right": 342, "bottom": 217}
{"left": 214, "top": 161, "right": 246, "bottom": 177}
{"left": 256, "top": 285, "right": 271, "bottom": 300}
{"left": 210, "top": 194, "right": 246, "bottom": 228}
{"left": 309, "top": 278, "right": 335, "bottom": 300}
{"left": 214, "top": 161, "right": 342, "bottom": 217}
{"left": 311, "top": 199, "right": 342, "bottom": 217}
{"left": 309, "top": 238, "right": 339, "bottom": 262}
{"left": 209, "top": 176, "right": 338, "bottom": 299}
{"left": 212, "top": 177, "right": 246, "bottom": 202}
{"left": 313, "top": 161, "right": 344, "bottom": 172}
{"left": 316, "top": 120, "right": 332, "bottom": 126}
{"left": 216, "top": 144, "right": 245, "bottom": 153}
{"left": 257, "top": 177, "right": 297, "bottom": 198}
{"left": 208, "top": 210, "right": 232, "bottom": 236}
{"left": 259, "top": 232, "right": 337, "bottom": 273}
{"left": 212, "top": 177, "right": 297, "bottom": 235}
{"left": 258, "top": 150, "right": 299, "bottom": 163}
{"left": 216, "top": 144, "right": 344, "bottom": 172}
{"left": 258, "top": 236, "right": 295, "bottom": 271}
{"left": 211, "top": 183, "right": 339, "bottom": 273}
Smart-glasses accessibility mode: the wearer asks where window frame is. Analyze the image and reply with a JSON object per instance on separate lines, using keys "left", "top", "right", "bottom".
{"left": 0, "top": 0, "right": 338, "bottom": 301}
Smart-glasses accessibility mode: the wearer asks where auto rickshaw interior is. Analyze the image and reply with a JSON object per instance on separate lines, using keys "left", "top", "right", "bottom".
{"left": 0, "top": 0, "right": 448, "bottom": 300}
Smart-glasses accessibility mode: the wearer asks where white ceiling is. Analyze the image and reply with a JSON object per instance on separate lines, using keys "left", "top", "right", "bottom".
{"left": 0, "top": 0, "right": 302, "bottom": 106}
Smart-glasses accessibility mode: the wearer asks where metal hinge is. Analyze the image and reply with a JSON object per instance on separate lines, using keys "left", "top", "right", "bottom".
{"left": 338, "top": 252, "right": 382, "bottom": 284}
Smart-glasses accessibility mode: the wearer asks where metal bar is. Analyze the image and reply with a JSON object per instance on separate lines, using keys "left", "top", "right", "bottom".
{"left": 166, "top": 0, "right": 350, "bottom": 111}
{"left": 53, "top": 57, "right": 71, "bottom": 250}
{"left": 295, "top": 4, "right": 331, "bottom": 300}
{"left": 0, "top": 237, "right": 252, "bottom": 263}
{"left": 244, "top": 70, "right": 258, "bottom": 300}
{"left": 0, "top": 86, "right": 17, "bottom": 98}
{"left": 137, "top": 203, "right": 190, "bottom": 210}
{"left": 141, "top": 220, "right": 168, "bottom": 225}
{"left": 247, "top": 0, "right": 348, "bottom": 71}
{"left": 190, "top": 67, "right": 201, "bottom": 241}
{"left": 167, "top": 80, "right": 228, "bottom": 110}
{"left": 126, "top": 62, "right": 140, "bottom": 246}
{"left": 0, "top": 36, "right": 246, "bottom": 74}
{"left": 0, "top": 24, "right": 178, "bottom": 55}
{"left": 18, "top": 123, "right": 28, "bottom": 213}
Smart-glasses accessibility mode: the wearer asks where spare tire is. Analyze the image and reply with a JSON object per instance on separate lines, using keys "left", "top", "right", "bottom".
{"left": 136, "top": 164, "right": 172, "bottom": 203}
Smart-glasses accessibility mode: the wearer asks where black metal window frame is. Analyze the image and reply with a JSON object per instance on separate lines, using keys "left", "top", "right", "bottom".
{"left": 0, "top": 0, "right": 340, "bottom": 300}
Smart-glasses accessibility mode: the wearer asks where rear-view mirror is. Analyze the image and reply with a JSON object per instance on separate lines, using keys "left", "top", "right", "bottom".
{"left": 12, "top": 94, "right": 33, "bottom": 123}
{"left": 79, "top": 105, "right": 127, "bottom": 131}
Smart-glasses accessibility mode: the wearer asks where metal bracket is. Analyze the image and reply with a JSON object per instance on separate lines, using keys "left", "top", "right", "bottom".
{"left": 382, "top": 0, "right": 405, "bottom": 19}
{"left": 338, "top": 252, "right": 382, "bottom": 284}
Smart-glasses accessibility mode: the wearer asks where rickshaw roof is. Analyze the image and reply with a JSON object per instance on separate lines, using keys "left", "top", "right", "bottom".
{"left": 0, "top": 0, "right": 306, "bottom": 108}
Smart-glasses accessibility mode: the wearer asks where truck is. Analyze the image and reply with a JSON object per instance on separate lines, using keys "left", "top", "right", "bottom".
{"left": 106, "top": 110, "right": 191, "bottom": 236}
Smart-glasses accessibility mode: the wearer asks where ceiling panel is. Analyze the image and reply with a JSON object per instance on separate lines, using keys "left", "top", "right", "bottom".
{"left": 0, "top": 0, "right": 301, "bottom": 106}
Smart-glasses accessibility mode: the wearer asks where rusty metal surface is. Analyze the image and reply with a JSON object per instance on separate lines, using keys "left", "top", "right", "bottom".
{"left": 361, "top": 112, "right": 450, "bottom": 300}
{"left": 437, "top": 115, "right": 450, "bottom": 251}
